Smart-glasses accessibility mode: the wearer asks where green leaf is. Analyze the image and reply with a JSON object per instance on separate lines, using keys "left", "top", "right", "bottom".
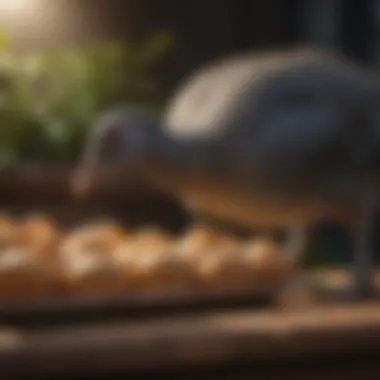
{"left": 0, "top": 30, "right": 11, "bottom": 53}
{"left": 0, "top": 29, "right": 173, "bottom": 163}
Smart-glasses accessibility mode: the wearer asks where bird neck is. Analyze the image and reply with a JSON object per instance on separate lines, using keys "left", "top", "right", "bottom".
{"left": 141, "top": 134, "right": 223, "bottom": 193}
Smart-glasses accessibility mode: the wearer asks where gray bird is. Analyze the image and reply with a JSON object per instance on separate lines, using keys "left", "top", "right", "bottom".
{"left": 73, "top": 46, "right": 380, "bottom": 299}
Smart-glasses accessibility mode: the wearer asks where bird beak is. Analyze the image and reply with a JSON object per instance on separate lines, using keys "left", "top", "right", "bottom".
{"left": 71, "top": 169, "right": 96, "bottom": 199}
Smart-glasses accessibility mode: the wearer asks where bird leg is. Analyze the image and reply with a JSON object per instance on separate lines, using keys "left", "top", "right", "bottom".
{"left": 277, "top": 226, "right": 317, "bottom": 307}
{"left": 284, "top": 226, "right": 309, "bottom": 264}
{"left": 348, "top": 187, "right": 377, "bottom": 300}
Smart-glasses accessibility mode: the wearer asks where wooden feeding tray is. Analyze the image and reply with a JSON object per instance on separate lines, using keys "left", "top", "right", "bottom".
{"left": 0, "top": 285, "right": 278, "bottom": 328}
{"left": 0, "top": 216, "right": 294, "bottom": 328}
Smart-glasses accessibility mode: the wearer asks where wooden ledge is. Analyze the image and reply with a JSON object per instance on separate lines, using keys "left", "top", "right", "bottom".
{"left": 1, "top": 302, "right": 380, "bottom": 376}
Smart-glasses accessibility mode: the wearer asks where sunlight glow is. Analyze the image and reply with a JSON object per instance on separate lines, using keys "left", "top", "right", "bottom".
{"left": 0, "top": 0, "right": 37, "bottom": 16}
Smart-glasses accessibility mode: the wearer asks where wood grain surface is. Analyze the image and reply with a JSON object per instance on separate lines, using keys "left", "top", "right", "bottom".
{"left": 0, "top": 268, "right": 379, "bottom": 377}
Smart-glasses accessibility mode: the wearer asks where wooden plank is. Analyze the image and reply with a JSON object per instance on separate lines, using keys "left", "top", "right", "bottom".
{"left": 0, "top": 267, "right": 378, "bottom": 328}
{"left": 1, "top": 303, "right": 380, "bottom": 377}
{"left": 0, "top": 286, "right": 276, "bottom": 328}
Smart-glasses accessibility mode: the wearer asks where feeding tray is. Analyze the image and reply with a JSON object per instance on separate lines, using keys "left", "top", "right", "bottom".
{"left": 0, "top": 214, "right": 292, "bottom": 328}
{"left": 0, "top": 284, "right": 279, "bottom": 328}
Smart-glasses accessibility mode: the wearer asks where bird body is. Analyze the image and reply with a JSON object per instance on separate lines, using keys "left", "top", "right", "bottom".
{"left": 138, "top": 47, "right": 380, "bottom": 230}
{"left": 74, "top": 46, "right": 380, "bottom": 298}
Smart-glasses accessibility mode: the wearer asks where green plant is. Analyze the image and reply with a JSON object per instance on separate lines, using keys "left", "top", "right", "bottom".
{"left": 0, "top": 30, "right": 174, "bottom": 166}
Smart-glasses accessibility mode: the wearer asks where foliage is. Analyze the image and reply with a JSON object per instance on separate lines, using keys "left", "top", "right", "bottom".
{"left": 0, "top": 30, "right": 174, "bottom": 166}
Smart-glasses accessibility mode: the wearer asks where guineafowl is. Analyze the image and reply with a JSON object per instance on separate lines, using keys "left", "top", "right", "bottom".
{"left": 73, "top": 47, "right": 380, "bottom": 299}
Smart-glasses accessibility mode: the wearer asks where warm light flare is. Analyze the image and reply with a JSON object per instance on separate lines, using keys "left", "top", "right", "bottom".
{"left": 0, "top": 0, "right": 37, "bottom": 16}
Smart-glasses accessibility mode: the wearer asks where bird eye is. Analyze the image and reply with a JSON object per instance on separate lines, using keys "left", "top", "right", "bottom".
{"left": 100, "top": 125, "right": 125, "bottom": 159}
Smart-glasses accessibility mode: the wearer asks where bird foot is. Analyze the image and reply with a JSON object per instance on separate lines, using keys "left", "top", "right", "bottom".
{"left": 276, "top": 272, "right": 321, "bottom": 309}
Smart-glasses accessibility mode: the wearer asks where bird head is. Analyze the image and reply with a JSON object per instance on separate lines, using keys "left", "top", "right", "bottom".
{"left": 72, "top": 107, "right": 159, "bottom": 199}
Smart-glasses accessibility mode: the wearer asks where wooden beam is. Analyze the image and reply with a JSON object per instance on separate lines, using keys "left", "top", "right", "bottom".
{"left": 1, "top": 302, "right": 380, "bottom": 376}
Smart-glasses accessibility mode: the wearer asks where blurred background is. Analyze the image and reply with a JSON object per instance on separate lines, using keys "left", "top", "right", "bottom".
{"left": 0, "top": 0, "right": 378, "bottom": 266}
{"left": 0, "top": 1, "right": 379, "bottom": 379}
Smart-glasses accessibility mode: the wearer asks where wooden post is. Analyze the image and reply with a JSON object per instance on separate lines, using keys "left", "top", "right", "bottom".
{"left": 301, "top": 0, "right": 343, "bottom": 49}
